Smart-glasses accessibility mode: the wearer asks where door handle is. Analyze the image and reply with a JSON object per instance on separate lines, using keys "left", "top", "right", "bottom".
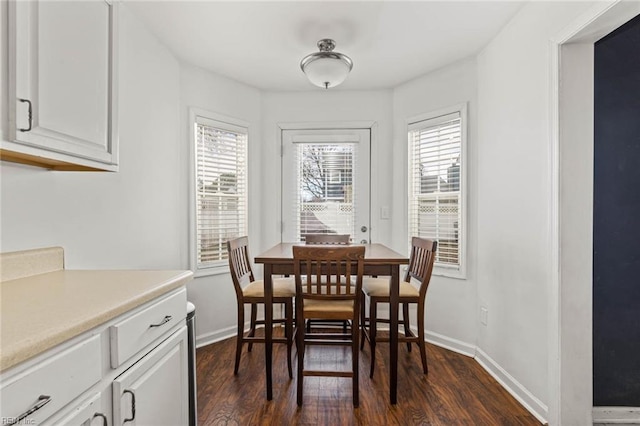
{"left": 360, "top": 226, "right": 368, "bottom": 232}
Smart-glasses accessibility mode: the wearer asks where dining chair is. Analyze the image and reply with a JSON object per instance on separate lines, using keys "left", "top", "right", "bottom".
{"left": 227, "top": 236, "right": 295, "bottom": 378}
{"left": 360, "top": 237, "right": 437, "bottom": 378}
{"left": 293, "top": 245, "right": 365, "bottom": 407}
{"left": 303, "top": 233, "right": 351, "bottom": 333}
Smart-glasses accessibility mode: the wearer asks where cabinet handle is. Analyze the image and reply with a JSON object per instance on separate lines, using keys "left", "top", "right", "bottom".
{"left": 149, "top": 315, "right": 172, "bottom": 328}
{"left": 8, "top": 395, "right": 51, "bottom": 425}
{"left": 123, "top": 390, "right": 136, "bottom": 423}
{"left": 93, "top": 412, "right": 108, "bottom": 426}
{"left": 18, "top": 98, "right": 33, "bottom": 132}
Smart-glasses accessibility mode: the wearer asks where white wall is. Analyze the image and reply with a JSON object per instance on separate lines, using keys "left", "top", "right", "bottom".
{"left": 179, "top": 64, "right": 262, "bottom": 345}
{"left": 476, "top": 1, "right": 595, "bottom": 420}
{"left": 391, "top": 57, "right": 478, "bottom": 352}
{"left": 0, "top": 5, "right": 182, "bottom": 269}
{"left": 259, "top": 90, "right": 393, "bottom": 252}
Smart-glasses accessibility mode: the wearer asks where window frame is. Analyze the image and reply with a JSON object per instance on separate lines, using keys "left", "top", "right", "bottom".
{"left": 407, "top": 103, "right": 467, "bottom": 279}
{"left": 189, "top": 108, "right": 249, "bottom": 277}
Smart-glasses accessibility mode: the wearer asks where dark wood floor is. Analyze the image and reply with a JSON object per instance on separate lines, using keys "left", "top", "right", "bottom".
{"left": 196, "top": 329, "right": 542, "bottom": 425}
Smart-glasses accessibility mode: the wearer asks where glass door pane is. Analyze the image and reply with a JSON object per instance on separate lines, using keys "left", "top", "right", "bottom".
{"left": 282, "top": 129, "right": 370, "bottom": 243}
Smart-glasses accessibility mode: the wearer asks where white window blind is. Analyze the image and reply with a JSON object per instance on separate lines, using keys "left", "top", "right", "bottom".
{"left": 194, "top": 116, "right": 247, "bottom": 269}
{"left": 408, "top": 110, "right": 463, "bottom": 269}
{"left": 293, "top": 142, "right": 357, "bottom": 242}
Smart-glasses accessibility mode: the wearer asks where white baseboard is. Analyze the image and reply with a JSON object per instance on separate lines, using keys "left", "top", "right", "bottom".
{"left": 196, "top": 324, "right": 237, "bottom": 348}
{"left": 196, "top": 322, "right": 283, "bottom": 348}
{"left": 423, "top": 329, "right": 476, "bottom": 357}
{"left": 593, "top": 407, "right": 640, "bottom": 425}
{"left": 474, "top": 348, "right": 548, "bottom": 424}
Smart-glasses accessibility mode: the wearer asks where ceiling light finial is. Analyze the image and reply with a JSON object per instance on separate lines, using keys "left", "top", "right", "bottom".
{"left": 300, "top": 39, "right": 353, "bottom": 89}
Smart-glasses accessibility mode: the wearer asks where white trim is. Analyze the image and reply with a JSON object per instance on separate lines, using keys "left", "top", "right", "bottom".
{"left": 406, "top": 102, "right": 468, "bottom": 279}
{"left": 278, "top": 120, "right": 376, "bottom": 131}
{"left": 192, "top": 265, "right": 229, "bottom": 279}
{"left": 424, "top": 329, "right": 475, "bottom": 357}
{"left": 188, "top": 107, "right": 250, "bottom": 276}
{"left": 593, "top": 407, "right": 640, "bottom": 425}
{"left": 195, "top": 322, "right": 281, "bottom": 349}
{"left": 195, "top": 325, "right": 237, "bottom": 348}
{"left": 291, "top": 134, "right": 360, "bottom": 143}
{"left": 276, "top": 120, "right": 377, "bottom": 244}
{"left": 369, "top": 122, "right": 379, "bottom": 243}
{"left": 475, "top": 348, "right": 549, "bottom": 425}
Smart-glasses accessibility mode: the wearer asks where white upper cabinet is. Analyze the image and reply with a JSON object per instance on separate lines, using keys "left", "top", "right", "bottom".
{"left": 3, "top": 0, "right": 119, "bottom": 171}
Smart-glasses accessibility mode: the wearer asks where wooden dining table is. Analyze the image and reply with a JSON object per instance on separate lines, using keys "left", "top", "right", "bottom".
{"left": 255, "top": 242, "right": 409, "bottom": 404}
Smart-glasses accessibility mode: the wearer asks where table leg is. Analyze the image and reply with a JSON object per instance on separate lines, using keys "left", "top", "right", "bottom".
{"left": 390, "top": 265, "right": 399, "bottom": 404}
{"left": 264, "top": 264, "right": 273, "bottom": 400}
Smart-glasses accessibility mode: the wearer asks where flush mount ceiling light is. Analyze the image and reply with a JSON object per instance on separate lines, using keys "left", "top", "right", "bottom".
{"left": 300, "top": 39, "right": 353, "bottom": 89}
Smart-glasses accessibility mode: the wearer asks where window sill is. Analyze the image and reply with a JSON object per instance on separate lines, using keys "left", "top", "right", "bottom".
{"left": 193, "top": 264, "right": 229, "bottom": 278}
{"left": 432, "top": 265, "right": 466, "bottom": 280}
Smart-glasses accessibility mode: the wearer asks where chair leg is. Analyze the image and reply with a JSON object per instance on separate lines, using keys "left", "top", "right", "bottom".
{"left": 369, "top": 298, "right": 377, "bottom": 379}
{"left": 247, "top": 303, "right": 257, "bottom": 352}
{"left": 360, "top": 293, "right": 366, "bottom": 350}
{"left": 417, "top": 300, "right": 428, "bottom": 374}
{"left": 296, "top": 313, "right": 305, "bottom": 406}
{"left": 295, "top": 296, "right": 305, "bottom": 406}
{"left": 234, "top": 302, "right": 245, "bottom": 375}
{"left": 352, "top": 314, "right": 359, "bottom": 407}
{"left": 403, "top": 302, "right": 412, "bottom": 352}
{"left": 285, "top": 300, "right": 294, "bottom": 379}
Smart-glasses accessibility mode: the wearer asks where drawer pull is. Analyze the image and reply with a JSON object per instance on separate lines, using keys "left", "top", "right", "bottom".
{"left": 149, "top": 315, "right": 173, "bottom": 328}
{"left": 93, "top": 412, "right": 108, "bottom": 425}
{"left": 17, "top": 98, "right": 33, "bottom": 132}
{"left": 123, "top": 389, "right": 136, "bottom": 423}
{"left": 9, "top": 395, "right": 51, "bottom": 425}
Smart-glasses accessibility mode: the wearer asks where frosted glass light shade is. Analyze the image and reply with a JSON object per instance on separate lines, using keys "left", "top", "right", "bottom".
{"left": 302, "top": 56, "right": 352, "bottom": 89}
{"left": 300, "top": 39, "right": 353, "bottom": 89}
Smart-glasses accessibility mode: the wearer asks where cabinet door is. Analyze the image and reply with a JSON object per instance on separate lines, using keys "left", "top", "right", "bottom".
{"left": 6, "top": 0, "right": 119, "bottom": 170}
{"left": 112, "top": 327, "right": 188, "bottom": 426}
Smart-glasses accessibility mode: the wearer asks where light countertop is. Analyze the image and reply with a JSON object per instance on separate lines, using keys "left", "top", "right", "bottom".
{"left": 0, "top": 269, "right": 193, "bottom": 372}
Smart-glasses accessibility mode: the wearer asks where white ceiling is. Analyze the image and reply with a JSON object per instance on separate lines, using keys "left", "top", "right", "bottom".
{"left": 124, "top": 1, "right": 525, "bottom": 91}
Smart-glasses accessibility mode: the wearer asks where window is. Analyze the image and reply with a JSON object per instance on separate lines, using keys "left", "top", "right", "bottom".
{"left": 191, "top": 110, "right": 248, "bottom": 272}
{"left": 296, "top": 143, "right": 355, "bottom": 236}
{"left": 408, "top": 105, "right": 466, "bottom": 276}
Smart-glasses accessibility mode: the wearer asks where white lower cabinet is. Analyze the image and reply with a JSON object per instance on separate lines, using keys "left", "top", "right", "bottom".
{"left": 0, "top": 288, "right": 188, "bottom": 426}
{"left": 112, "top": 327, "right": 188, "bottom": 426}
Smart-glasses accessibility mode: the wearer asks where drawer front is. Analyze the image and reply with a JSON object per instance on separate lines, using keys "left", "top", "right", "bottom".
{"left": 0, "top": 335, "right": 101, "bottom": 425}
{"left": 110, "top": 289, "right": 187, "bottom": 368}
{"left": 42, "top": 392, "right": 103, "bottom": 426}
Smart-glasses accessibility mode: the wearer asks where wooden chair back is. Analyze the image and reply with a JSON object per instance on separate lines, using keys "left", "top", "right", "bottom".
{"left": 227, "top": 236, "right": 254, "bottom": 299}
{"left": 293, "top": 245, "right": 365, "bottom": 302}
{"left": 405, "top": 237, "right": 438, "bottom": 299}
{"left": 304, "top": 234, "right": 351, "bottom": 245}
